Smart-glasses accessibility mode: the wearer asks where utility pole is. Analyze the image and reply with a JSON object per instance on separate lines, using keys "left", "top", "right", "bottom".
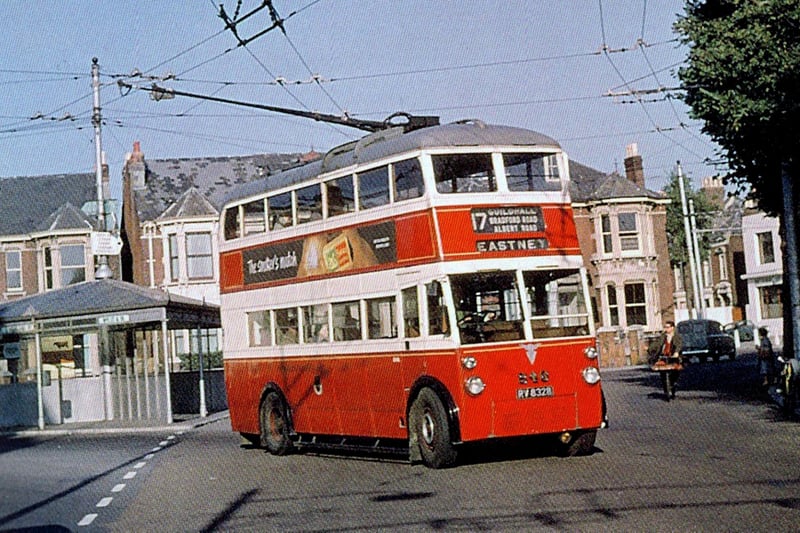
{"left": 677, "top": 162, "right": 701, "bottom": 318}
{"left": 92, "top": 57, "right": 112, "bottom": 280}
{"left": 781, "top": 163, "right": 800, "bottom": 361}
{"left": 689, "top": 198, "right": 706, "bottom": 318}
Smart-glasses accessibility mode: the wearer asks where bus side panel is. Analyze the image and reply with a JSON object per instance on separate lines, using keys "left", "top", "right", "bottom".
{"left": 225, "top": 359, "right": 262, "bottom": 436}
{"left": 227, "top": 354, "right": 410, "bottom": 439}
{"left": 219, "top": 251, "right": 243, "bottom": 293}
{"left": 395, "top": 211, "right": 438, "bottom": 262}
{"left": 224, "top": 357, "right": 344, "bottom": 436}
{"left": 332, "top": 354, "right": 407, "bottom": 438}
{"left": 453, "top": 342, "right": 604, "bottom": 441}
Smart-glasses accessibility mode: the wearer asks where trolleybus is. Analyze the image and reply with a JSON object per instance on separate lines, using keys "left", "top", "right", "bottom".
{"left": 219, "top": 119, "right": 606, "bottom": 468}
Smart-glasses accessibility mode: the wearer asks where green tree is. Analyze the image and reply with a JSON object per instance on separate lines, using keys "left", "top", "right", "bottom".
{"left": 663, "top": 169, "right": 716, "bottom": 267}
{"left": 675, "top": 0, "right": 800, "bottom": 215}
{"left": 675, "top": 0, "right": 800, "bottom": 358}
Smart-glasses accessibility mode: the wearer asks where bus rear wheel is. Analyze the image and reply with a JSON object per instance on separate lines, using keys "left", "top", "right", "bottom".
{"left": 261, "top": 391, "right": 293, "bottom": 456}
{"left": 409, "top": 388, "right": 457, "bottom": 469}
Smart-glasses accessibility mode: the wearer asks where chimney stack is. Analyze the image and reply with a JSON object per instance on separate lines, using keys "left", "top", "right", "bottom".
{"left": 125, "top": 141, "right": 146, "bottom": 190}
{"left": 624, "top": 143, "right": 645, "bottom": 188}
{"left": 701, "top": 176, "right": 725, "bottom": 208}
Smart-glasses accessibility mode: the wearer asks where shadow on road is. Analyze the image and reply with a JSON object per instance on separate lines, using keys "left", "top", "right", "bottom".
{"left": 613, "top": 351, "right": 796, "bottom": 421}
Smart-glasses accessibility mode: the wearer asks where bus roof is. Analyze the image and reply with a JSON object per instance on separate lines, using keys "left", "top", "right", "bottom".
{"left": 223, "top": 121, "right": 561, "bottom": 206}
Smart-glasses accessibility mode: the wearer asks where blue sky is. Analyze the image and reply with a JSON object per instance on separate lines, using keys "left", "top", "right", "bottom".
{"left": 0, "top": 1, "right": 721, "bottom": 201}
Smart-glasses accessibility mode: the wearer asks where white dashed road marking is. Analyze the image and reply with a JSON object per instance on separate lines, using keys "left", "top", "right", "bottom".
{"left": 77, "top": 433, "right": 180, "bottom": 528}
{"left": 78, "top": 514, "right": 97, "bottom": 526}
{"left": 97, "top": 497, "right": 113, "bottom": 507}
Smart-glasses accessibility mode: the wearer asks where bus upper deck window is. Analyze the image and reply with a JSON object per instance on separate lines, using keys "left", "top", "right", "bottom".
{"left": 433, "top": 154, "right": 496, "bottom": 193}
{"left": 223, "top": 206, "right": 242, "bottom": 240}
{"left": 504, "top": 153, "right": 561, "bottom": 192}
{"left": 326, "top": 176, "right": 355, "bottom": 217}
{"left": 358, "top": 166, "right": 390, "bottom": 210}
{"left": 268, "top": 192, "right": 293, "bottom": 230}
{"left": 243, "top": 199, "right": 266, "bottom": 236}
{"left": 393, "top": 158, "right": 424, "bottom": 201}
{"left": 296, "top": 184, "right": 323, "bottom": 225}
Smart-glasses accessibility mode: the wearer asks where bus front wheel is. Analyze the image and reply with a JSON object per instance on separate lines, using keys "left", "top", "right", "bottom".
{"left": 261, "top": 391, "right": 293, "bottom": 456}
{"left": 409, "top": 388, "right": 457, "bottom": 469}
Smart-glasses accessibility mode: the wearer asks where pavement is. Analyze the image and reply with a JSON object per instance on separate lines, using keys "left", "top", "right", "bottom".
{"left": 0, "top": 410, "right": 230, "bottom": 438}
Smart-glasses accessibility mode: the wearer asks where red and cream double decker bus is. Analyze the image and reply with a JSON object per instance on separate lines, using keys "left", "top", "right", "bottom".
{"left": 219, "top": 119, "right": 606, "bottom": 468}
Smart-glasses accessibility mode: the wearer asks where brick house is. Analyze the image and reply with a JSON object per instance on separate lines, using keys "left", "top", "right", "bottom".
{"left": 0, "top": 169, "right": 116, "bottom": 383}
{"left": 120, "top": 142, "right": 312, "bottom": 360}
{"left": 570, "top": 144, "right": 674, "bottom": 366}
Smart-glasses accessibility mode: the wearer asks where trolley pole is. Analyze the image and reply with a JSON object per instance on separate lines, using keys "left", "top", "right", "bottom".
{"left": 689, "top": 199, "right": 706, "bottom": 318}
{"left": 91, "top": 57, "right": 112, "bottom": 280}
{"left": 677, "top": 162, "right": 701, "bottom": 317}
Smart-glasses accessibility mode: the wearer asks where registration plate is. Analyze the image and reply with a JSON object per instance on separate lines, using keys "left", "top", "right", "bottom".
{"left": 517, "top": 386, "right": 554, "bottom": 399}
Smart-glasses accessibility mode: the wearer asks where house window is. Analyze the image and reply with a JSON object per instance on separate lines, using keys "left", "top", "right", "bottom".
{"left": 618, "top": 212, "right": 640, "bottom": 251}
{"left": 168, "top": 235, "right": 180, "bottom": 282}
{"left": 757, "top": 231, "right": 775, "bottom": 264}
{"left": 600, "top": 214, "right": 612, "bottom": 254}
{"left": 44, "top": 247, "right": 54, "bottom": 289}
{"left": 607, "top": 284, "right": 619, "bottom": 326}
{"left": 60, "top": 244, "right": 86, "bottom": 286}
{"left": 624, "top": 282, "right": 646, "bottom": 326}
{"left": 759, "top": 285, "right": 782, "bottom": 319}
{"left": 186, "top": 233, "right": 213, "bottom": 280}
{"left": 5, "top": 251, "right": 22, "bottom": 291}
{"left": 718, "top": 251, "right": 728, "bottom": 280}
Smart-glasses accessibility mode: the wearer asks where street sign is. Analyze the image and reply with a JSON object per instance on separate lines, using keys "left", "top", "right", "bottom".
{"left": 3, "top": 342, "right": 21, "bottom": 360}
{"left": 91, "top": 232, "right": 123, "bottom": 256}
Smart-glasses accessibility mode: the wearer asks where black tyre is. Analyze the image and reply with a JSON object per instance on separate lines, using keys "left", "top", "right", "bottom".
{"left": 409, "top": 388, "right": 457, "bottom": 468}
{"left": 261, "top": 391, "right": 293, "bottom": 456}
{"left": 557, "top": 430, "right": 597, "bottom": 457}
{"left": 661, "top": 372, "right": 672, "bottom": 401}
{"left": 240, "top": 433, "right": 261, "bottom": 447}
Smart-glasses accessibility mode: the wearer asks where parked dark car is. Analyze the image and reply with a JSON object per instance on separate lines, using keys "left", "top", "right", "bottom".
{"left": 677, "top": 319, "right": 737, "bottom": 362}
{"left": 723, "top": 320, "right": 755, "bottom": 342}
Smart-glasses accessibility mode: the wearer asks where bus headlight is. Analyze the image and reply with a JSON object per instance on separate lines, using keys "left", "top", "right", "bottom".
{"left": 584, "top": 346, "right": 598, "bottom": 359}
{"left": 582, "top": 367, "right": 601, "bottom": 385}
{"left": 461, "top": 356, "right": 478, "bottom": 369}
{"left": 465, "top": 376, "right": 486, "bottom": 395}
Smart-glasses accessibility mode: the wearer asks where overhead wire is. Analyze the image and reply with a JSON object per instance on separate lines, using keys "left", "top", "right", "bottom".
{"left": 597, "top": 0, "right": 707, "bottom": 164}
